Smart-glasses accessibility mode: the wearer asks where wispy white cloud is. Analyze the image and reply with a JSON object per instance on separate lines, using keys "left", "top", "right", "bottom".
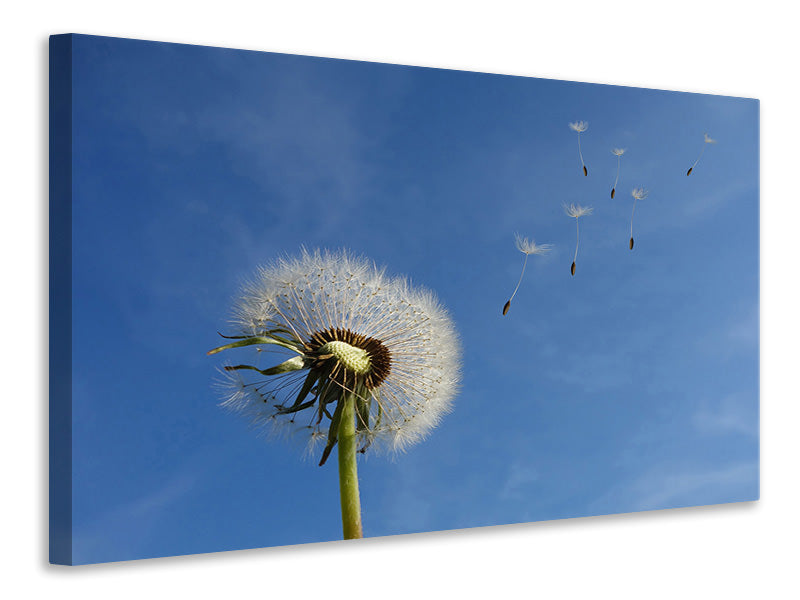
{"left": 72, "top": 470, "right": 199, "bottom": 563}
{"left": 372, "top": 460, "right": 434, "bottom": 534}
{"left": 727, "top": 304, "right": 759, "bottom": 348}
{"left": 590, "top": 460, "right": 758, "bottom": 514}
{"left": 691, "top": 302, "right": 760, "bottom": 361}
{"left": 680, "top": 178, "right": 756, "bottom": 220}
{"left": 500, "top": 461, "right": 540, "bottom": 500}
{"left": 692, "top": 394, "right": 759, "bottom": 438}
{"left": 627, "top": 461, "right": 758, "bottom": 511}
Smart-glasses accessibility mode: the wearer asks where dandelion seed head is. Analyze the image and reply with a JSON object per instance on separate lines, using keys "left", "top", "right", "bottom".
{"left": 569, "top": 121, "right": 588, "bottom": 133}
{"left": 563, "top": 203, "right": 593, "bottom": 218}
{"left": 612, "top": 148, "right": 627, "bottom": 156}
{"left": 631, "top": 187, "right": 649, "bottom": 200}
{"left": 704, "top": 133, "right": 717, "bottom": 144}
{"left": 515, "top": 234, "right": 552, "bottom": 256}
{"left": 318, "top": 340, "right": 371, "bottom": 375}
{"left": 218, "top": 248, "right": 461, "bottom": 455}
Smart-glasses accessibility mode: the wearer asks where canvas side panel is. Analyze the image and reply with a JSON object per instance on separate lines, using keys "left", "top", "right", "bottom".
{"left": 756, "top": 98, "right": 761, "bottom": 501}
{"left": 49, "top": 33, "right": 74, "bottom": 566}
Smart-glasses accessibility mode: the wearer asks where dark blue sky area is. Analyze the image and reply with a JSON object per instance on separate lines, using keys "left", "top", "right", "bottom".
{"left": 67, "top": 34, "right": 758, "bottom": 564}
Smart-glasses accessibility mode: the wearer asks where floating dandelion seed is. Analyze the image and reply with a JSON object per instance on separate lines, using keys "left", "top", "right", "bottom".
{"left": 629, "top": 187, "right": 649, "bottom": 249}
{"left": 686, "top": 132, "right": 717, "bottom": 176}
{"left": 569, "top": 121, "right": 589, "bottom": 176}
{"left": 610, "top": 148, "right": 626, "bottom": 198}
{"left": 208, "top": 249, "right": 460, "bottom": 540}
{"left": 564, "top": 203, "right": 593, "bottom": 275}
{"left": 502, "top": 234, "right": 552, "bottom": 316}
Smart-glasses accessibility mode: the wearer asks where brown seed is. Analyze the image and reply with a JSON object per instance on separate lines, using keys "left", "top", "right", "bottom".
{"left": 629, "top": 237, "right": 634, "bottom": 250}
{"left": 583, "top": 165, "right": 588, "bottom": 177}
{"left": 571, "top": 262, "right": 576, "bottom": 276}
{"left": 686, "top": 167, "right": 693, "bottom": 176}
{"left": 611, "top": 188, "right": 615, "bottom": 199}
{"left": 502, "top": 300, "right": 511, "bottom": 316}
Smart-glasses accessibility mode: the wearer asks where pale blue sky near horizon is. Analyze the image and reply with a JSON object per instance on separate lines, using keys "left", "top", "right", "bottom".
{"left": 65, "top": 34, "right": 758, "bottom": 564}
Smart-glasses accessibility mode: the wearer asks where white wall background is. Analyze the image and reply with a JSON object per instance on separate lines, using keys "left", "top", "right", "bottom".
{"left": 2, "top": 1, "right": 797, "bottom": 597}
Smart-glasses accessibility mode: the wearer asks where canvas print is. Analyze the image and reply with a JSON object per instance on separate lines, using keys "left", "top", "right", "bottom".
{"left": 49, "top": 34, "right": 759, "bottom": 565}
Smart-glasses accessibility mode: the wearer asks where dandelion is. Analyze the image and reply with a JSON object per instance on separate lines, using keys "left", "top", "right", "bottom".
{"left": 610, "top": 148, "right": 626, "bottom": 198}
{"left": 629, "top": 187, "right": 649, "bottom": 249}
{"left": 569, "top": 121, "right": 589, "bottom": 176}
{"left": 686, "top": 132, "right": 717, "bottom": 176}
{"left": 502, "top": 234, "right": 552, "bottom": 316}
{"left": 564, "top": 203, "right": 593, "bottom": 275}
{"left": 208, "top": 249, "right": 461, "bottom": 540}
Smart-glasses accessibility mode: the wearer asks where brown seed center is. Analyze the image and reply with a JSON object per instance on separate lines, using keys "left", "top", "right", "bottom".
{"left": 308, "top": 327, "right": 391, "bottom": 390}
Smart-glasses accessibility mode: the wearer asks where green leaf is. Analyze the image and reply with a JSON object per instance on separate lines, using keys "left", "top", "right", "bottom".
{"left": 373, "top": 390, "right": 383, "bottom": 430}
{"left": 266, "top": 327, "right": 299, "bottom": 338}
{"left": 217, "top": 327, "right": 299, "bottom": 341}
{"left": 215, "top": 332, "right": 257, "bottom": 340}
{"left": 224, "top": 355, "right": 307, "bottom": 376}
{"left": 261, "top": 356, "right": 307, "bottom": 375}
{"left": 318, "top": 397, "right": 345, "bottom": 466}
{"left": 355, "top": 384, "right": 371, "bottom": 433}
{"left": 274, "top": 399, "right": 317, "bottom": 415}
{"left": 224, "top": 364, "right": 268, "bottom": 374}
{"left": 290, "top": 369, "right": 320, "bottom": 409}
{"left": 320, "top": 381, "right": 340, "bottom": 406}
{"left": 207, "top": 335, "right": 303, "bottom": 356}
{"left": 263, "top": 331, "right": 303, "bottom": 347}
{"left": 314, "top": 364, "right": 339, "bottom": 425}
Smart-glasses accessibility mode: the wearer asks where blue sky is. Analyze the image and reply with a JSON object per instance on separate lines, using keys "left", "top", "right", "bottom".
{"left": 66, "top": 34, "right": 758, "bottom": 564}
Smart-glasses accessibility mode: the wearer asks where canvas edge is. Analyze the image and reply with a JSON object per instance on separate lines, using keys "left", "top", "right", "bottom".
{"left": 49, "top": 32, "right": 74, "bottom": 566}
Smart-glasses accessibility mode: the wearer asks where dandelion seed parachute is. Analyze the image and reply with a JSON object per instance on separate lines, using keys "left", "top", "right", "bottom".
{"left": 611, "top": 148, "right": 626, "bottom": 198}
{"left": 569, "top": 121, "right": 589, "bottom": 176}
{"left": 564, "top": 204, "right": 592, "bottom": 276}
{"left": 502, "top": 234, "right": 552, "bottom": 315}
{"left": 629, "top": 187, "right": 649, "bottom": 251}
{"left": 687, "top": 133, "right": 716, "bottom": 176}
{"left": 214, "top": 249, "right": 461, "bottom": 458}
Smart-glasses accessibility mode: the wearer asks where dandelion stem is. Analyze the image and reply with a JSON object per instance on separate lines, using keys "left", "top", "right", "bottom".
{"left": 574, "top": 218, "right": 580, "bottom": 265}
{"left": 612, "top": 155, "right": 621, "bottom": 197}
{"left": 338, "top": 391, "right": 363, "bottom": 539}
{"left": 577, "top": 134, "right": 587, "bottom": 175}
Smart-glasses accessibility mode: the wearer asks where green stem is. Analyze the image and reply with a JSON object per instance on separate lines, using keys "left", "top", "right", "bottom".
{"left": 338, "top": 392, "right": 363, "bottom": 539}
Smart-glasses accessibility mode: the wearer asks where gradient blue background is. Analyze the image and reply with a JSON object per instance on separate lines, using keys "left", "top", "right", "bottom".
{"left": 65, "top": 34, "right": 758, "bottom": 564}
